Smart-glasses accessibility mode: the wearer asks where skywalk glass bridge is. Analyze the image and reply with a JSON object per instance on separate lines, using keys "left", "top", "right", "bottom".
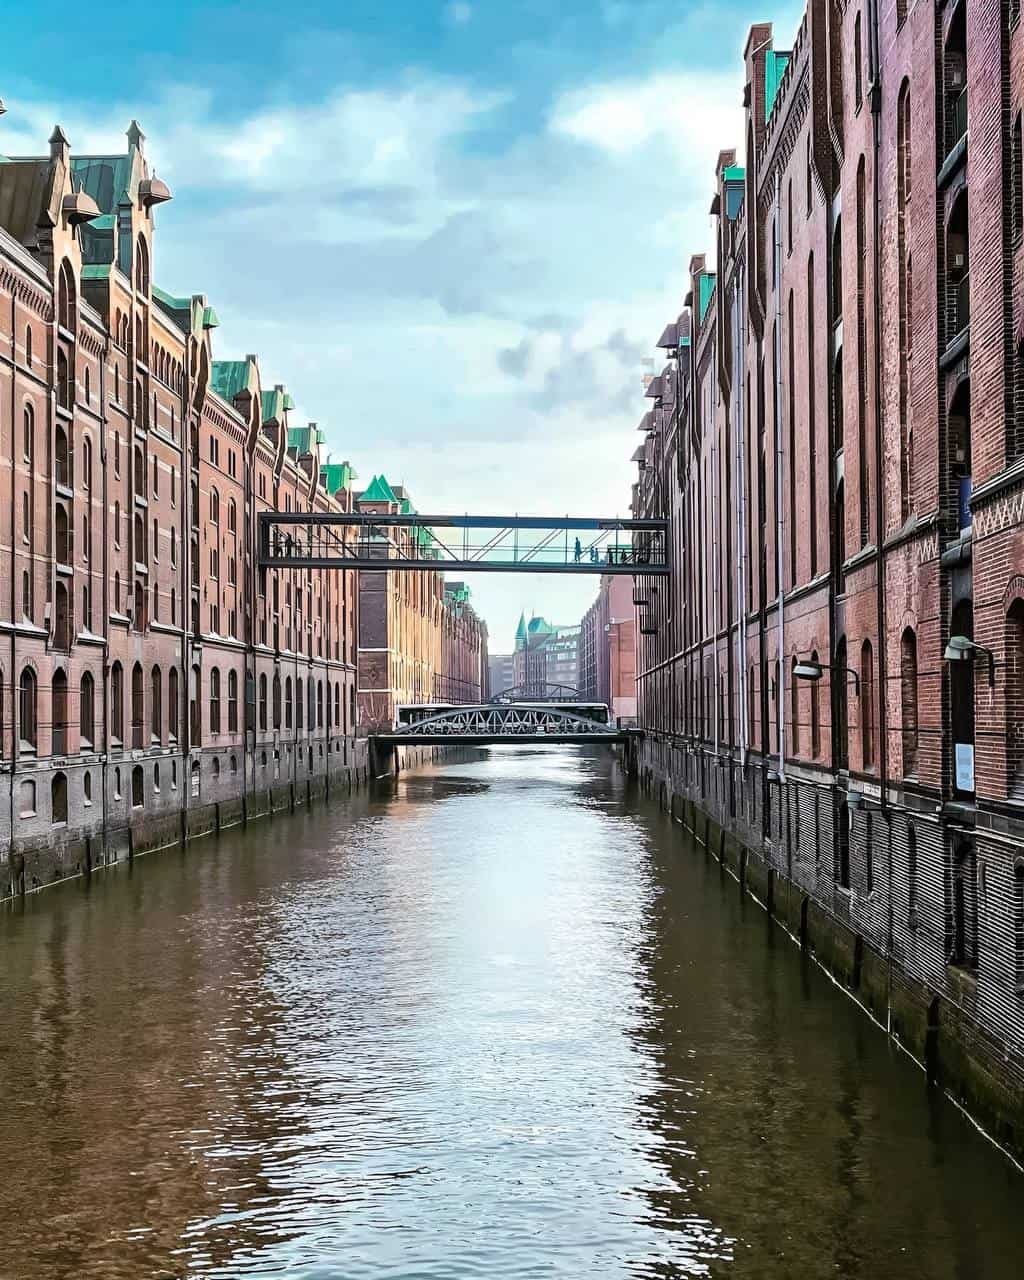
{"left": 257, "top": 513, "right": 669, "bottom": 576}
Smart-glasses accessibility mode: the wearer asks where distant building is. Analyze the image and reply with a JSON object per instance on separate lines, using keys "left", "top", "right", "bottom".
{"left": 488, "top": 652, "right": 516, "bottom": 696}
{"left": 436, "top": 581, "right": 488, "bottom": 704}
{"left": 512, "top": 613, "right": 581, "bottom": 695}
{"left": 579, "top": 577, "right": 636, "bottom": 722}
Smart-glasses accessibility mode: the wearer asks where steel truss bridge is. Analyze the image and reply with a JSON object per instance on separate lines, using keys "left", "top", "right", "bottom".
{"left": 376, "top": 700, "right": 627, "bottom": 746}
{"left": 257, "top": 512, "right": 669, "bottom": 576}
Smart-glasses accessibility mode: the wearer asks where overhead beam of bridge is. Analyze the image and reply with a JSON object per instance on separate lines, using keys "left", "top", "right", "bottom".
{"left": 257, "top": 512, "right": 669, "bottom": 576}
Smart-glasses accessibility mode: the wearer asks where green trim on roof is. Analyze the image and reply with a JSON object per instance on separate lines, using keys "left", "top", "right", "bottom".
{"left": 320, "top": 461, "right": 355, "bottom": 494}
{"left": 698, "top": 272, "right": 717, "bottom": 322}
{"left": 86, "top": 213, "right": 116, "bottom": 231}
{"left": 287, "top": 425, "right": 325, "bottom": 453}
{"left": 71, "top": 154, "right": 132, "bottom": 213}
{"left": 81, "top": 264, "right": 112, "bottom": 280}
{"left": 515, "top": 612, "right": 527, "bottom": 643}
{"left": 722, "top": 165, "right": 745, "bottom": 182}
{"left": 202, "top": 305, "right": 220, "bottom": 329}
{"left": 765, "top": 51, "right": 791, "bottom": 115}
{"left": 153, "top": 284, "right": 190, "bottom": 312}
{"left": 283, "top": 392, "right": 296, "bottom": 410}
{"left": 261, "top": 386, "right": 287, "bottom": 424}
{"left": 211, "top": 359, "right": 256, "bottom": 403}
{"left": 361, "top": 474, "right": 399, "bottom": 504}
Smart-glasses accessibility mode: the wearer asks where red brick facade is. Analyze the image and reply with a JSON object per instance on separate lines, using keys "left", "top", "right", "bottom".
{"left": 633, "top": 0, "right": 1024, "bottom": 1156}
{"left": 0, "top": 121, "right": 364, "bottom": 891}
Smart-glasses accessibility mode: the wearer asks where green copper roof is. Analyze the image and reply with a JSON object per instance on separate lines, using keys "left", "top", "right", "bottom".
{"left": 262, "top": 386, "right": 288, "bottom": 424}
{"left": 71, "top": 155, "right": 132, "bottom": 213}
{"left": 698, "top": 272, "right": 717, "bottom": 322}
{"left": 527, "top": 615, "right": 555, "bottom": 636}
{"left": 80, "top": 264, "right": 111, "bottom": 280}
{"left": 153, "top": 284, "right": 190, "bottom": 313}
{"left": 722, "top": 165, "right": 745, "bottom": 182}
{"left": 515, "top": 612, "right": 527, "bottom": 643}
{"left": 202, "top": 305, "right": 220, "bottom": 330}
{"left": 361, "top": 474, "right": 399, "bottom": 504}
{"left": 320, "top": 461, "right": 355, "bottom": 494}
{"left": 211, "top": 359, "right": 257, "bottom": 403}
{"left": 287, "top": 425, "right": 325, "bottom": 453}
{"left": 765, "top": 51, "right": 791, "bottom": 115}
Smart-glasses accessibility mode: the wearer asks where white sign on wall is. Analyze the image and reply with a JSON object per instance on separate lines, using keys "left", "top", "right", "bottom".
{"left": 955, "top": 743, "right": 975, "bottom": 793}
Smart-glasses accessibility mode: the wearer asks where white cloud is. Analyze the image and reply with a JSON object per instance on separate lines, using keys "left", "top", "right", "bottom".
{"left": 549, "top": 70, "right": 741, "bottom": 171}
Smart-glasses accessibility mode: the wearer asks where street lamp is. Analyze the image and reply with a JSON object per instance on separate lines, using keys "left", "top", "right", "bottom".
{"left": 793, "top": 657, "right": 861, "bottom": 695}
{"left": 943, "top": 634, "right": 995, "bottom": 686}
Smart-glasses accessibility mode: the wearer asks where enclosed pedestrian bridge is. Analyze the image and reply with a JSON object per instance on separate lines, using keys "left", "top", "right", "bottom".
{"left": 375, "top": 697, "right": 627, "bottom": 746}
{"left": 258, "top": 512, "right": 669, "bottom": 576}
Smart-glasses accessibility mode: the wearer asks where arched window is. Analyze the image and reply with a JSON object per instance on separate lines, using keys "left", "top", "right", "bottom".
{"left": 57, "top": 348, "right": 71, "bottom": 408}
{"left": 790, "top": 656, "right": 801, "bottom": 756}
{"left": 900, "top": 628, "right": 919, "bottom": 775}
{"left": 211, "top": 487, "right": 219, "bottom": 526}
{"left": 51, "top": 772, "right": 68, "bottom": 824}
{"left": 317, "top": 680, "right": 324, "bottom": 729}
{"left": 334, "top": 683, "right": 340, "bottom": 729}
{"left": 55, "top": 502, "right": 70, "bottom": 566}
{"left": 80, "top": 672, "right": 95, "bottom": 748}
{"left": 191, "top": 665, "right": 202, "bottom": 745}
{"left": 151, "top": 666, "right": 162, "bottom": 742}
{"left": 860, "top": 639, "right": 875, "bottom": 769}
{"left": 131, "top": 662, "right": 144, "bottom": 749}
{"left": 810, "top": 649, "right": 821, "bottom": 759}
{"left": 23, "top": 405, "right": 33, "bottom": 463}
{"left": 25, "top": 325, "right": 32, "bottom": 368}
{"left": 52, "top": 669, "right": 68, "bottom": 755}
{"left": 1006, "top": 601, "right": 1024, "bottom": 796}
{"left": 285, "top": 677, "right": 293, "bottom": 729}
{"left": 228, "top": 499, "right": 237, "bottom": 534}
{"left": 53, "top": 580, "right": 70, "bottom": 651}
{"left": 84, "top": 366, "right": 91, "bottom": 405}
{"left": 297, "top": 678, "right": 304, "bottom": 731}
{"left": 154, "top": 762, "right": 161, "bottom": 791}
{"left": 58, "top": 259, "right": 76, "bottom": 331}
{"left": 259, "top": 673, "right": 268, "bottom": 731}
{"left": 210, "top": 667, "right": 221, "bottom": 733}
{"left": 168, "top": 667, "right": 179, "bottom": 741}
{"left": 19, "top": 667, "right": 38, "bottom": 750}
{"left": 228, "top": 669, "right": 238, "bottom": 732}
{"left": 135, "top": 234, "right": 150, "bottom": 294}
{"left": 951, "top": 839, "right": 977, "bottom": 968}
{"left": 111, "top": 662, "right": 124, "bottom": 741}
{"left": 273, "top": 673, "right": 282, "bottom": 729}
{"left": 131, "top": 764, "right": 144, "bottom": 808}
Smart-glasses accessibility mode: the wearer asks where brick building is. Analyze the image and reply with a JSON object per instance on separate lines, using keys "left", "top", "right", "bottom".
{"left": 354, "top": 476, "right": 487, "bottom": 730}
{"left": 0, "top": 120, "right": 479, "bottom": 894}
{"left": 632, "top": 1, "right": 1024, "bottom": 1157}
{"left": 512, "top": 612, "right": 580, "bottom": 694}
{"left": 579, "top": 575, "right": 637, "bottom": 721}
{"left": 436, "top": 581, "right": 489, "bottom": 703}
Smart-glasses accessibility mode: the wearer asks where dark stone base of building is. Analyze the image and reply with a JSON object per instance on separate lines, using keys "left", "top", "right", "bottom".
{"left": 630, "top": 736, "right": 1024, "bottom": 1168}
{"left": 1, "top": 740, "right": 469, "bottom": 904}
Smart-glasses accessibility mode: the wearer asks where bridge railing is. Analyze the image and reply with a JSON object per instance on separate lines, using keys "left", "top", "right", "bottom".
{"left": 257, "top": 513, "right": 670, "bottom": 576}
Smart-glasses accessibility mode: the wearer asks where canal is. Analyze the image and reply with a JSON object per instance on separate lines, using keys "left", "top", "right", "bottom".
{"left": 1, "top": 748, "right": 1020, "bottom": 1279}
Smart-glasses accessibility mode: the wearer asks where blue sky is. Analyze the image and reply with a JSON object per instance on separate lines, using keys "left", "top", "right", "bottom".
{"left": 3, "top": 0, "right": 798, "bottom": 651}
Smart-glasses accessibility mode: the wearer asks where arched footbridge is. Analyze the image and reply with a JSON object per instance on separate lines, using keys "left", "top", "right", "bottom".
{"left": 374, "top": 698, "right": 630, "bottom": 746}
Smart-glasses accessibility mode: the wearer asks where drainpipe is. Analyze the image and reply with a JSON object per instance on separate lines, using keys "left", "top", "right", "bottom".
{"left": 8, "top": 290, "right": 16, "bottom": 848}
{"left": 773, "top": 171, "right": 786, "bottom": 781}
{"left": 734, "top": 273, "right": 749, "bottom": 766}
{"left": 99, "top": 326, "right": 109, "bottom": 861}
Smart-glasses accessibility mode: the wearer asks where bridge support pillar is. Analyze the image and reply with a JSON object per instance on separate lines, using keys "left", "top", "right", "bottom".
{"left": 369, "top": 738, "right": 397, "bottom": 780}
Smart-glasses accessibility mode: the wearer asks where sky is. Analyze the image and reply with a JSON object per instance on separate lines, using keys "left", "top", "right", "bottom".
{"left": 2, "top": 0, "right": 799, "bottom": 652}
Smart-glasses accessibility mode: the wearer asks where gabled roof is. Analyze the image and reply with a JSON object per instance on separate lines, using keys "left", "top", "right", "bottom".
{"left": 262, "top": 385, "right": 289, "bottom": 424}
{"left": 321, "top": 460, "right": 355, "bottom": 495}
{"left": 71, "top": 154, "right": 133, "bottom": 213}
{"left": 211, "top": 358, "right": 258, "bottom": 403}
{"left": 765, "top": 51, "right": 791, "bottom": 115}
{"left": 287, "top": 425, "right": 325, "bottom": 453}
{"left": 360, "top": 474, "right": 399, "bottom": 504}
{"left": 698, "top": 272, "right": 717, "bottom": 322}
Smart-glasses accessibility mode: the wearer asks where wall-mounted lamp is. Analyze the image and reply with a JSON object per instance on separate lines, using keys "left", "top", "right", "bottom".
{"left": 793, "top": 657, "right": 861, "bottom": 695}
{"left": 943, "top": 634, "right": 995, "bottom": 686}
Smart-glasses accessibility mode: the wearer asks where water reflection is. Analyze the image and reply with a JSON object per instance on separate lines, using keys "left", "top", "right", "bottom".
{"left": 0, "top": 748, "right": 1019, "bottom": 1279}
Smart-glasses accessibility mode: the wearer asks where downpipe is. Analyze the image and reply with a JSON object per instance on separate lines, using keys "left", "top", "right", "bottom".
{"left": 773, "top": 172, "right": 786, "bottom": 783}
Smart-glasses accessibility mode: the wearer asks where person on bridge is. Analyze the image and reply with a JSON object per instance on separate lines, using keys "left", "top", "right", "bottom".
{"left": 574, "top": 537, "right": 583, "bottom": 563}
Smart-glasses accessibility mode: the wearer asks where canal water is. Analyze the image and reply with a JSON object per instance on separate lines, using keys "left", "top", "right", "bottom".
{"left": 1, "top": 748, "right": 1020, "bottom": 1279}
